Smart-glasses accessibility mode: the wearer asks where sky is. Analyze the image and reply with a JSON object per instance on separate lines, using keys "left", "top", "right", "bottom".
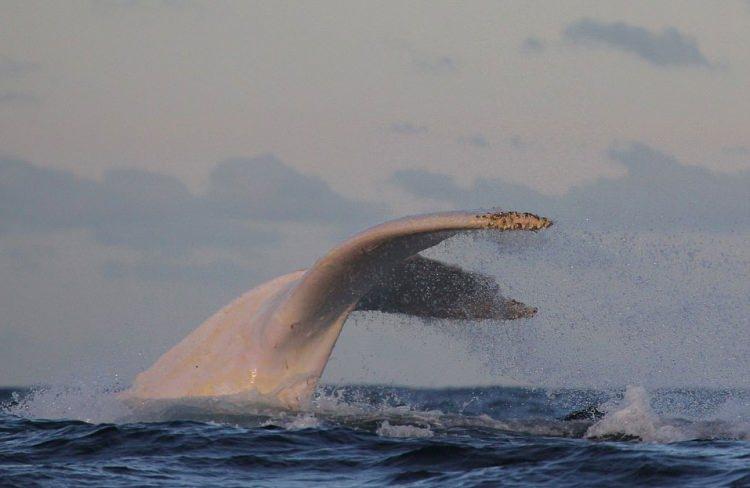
{"left": 1, "top": 0, "right": 748, "bottom": 387}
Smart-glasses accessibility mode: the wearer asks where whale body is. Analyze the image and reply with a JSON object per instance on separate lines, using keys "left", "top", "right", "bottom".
{"left": 125, "top": 210, "right": 552, "bottom": 409}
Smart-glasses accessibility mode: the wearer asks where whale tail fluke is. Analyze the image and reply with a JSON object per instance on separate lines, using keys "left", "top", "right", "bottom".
{"left": 355, "top": 255, "right": 537, "bottom": 320}
{"left": 125, "top": 210, "right": 552, "bottom": 409}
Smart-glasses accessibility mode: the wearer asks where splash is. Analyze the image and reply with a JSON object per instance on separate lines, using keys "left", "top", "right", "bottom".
{"left": 376, "top": 420, "right": 434, "bottom": 438}
{"left": 5, "top": 383, "right": 750, "bottom": 443}
{"left": 6, "top": 380, "right": 130, "bottom": 424}
{"left": 418, "top": 228, "right": 750, "bottom": 389}
{"left": 262, "top": 413, "right": 322, "bottom": 430}
{"left": 586, "top": 386, "right": 687, "bottom": 442}
{"left": 585, "top": 386, "right": 750, "bottom": 442}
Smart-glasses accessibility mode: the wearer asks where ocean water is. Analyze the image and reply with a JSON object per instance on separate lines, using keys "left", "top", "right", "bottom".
{"left": 2, "top": 384, "right": 750, "bottom": 487}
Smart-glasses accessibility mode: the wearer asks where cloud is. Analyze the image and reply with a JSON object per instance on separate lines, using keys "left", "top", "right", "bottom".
{"left": 389, "top": 122, "right": 429, "bottom": 135}
{"left": 508, "top": 135, "right": 529, "bottom": 150}
{"left": 0, "top": 155, "right": 386, "bottom": 252}
{"left": 0, "top": 159, "right": 278, "bottom": 251}
{"left": 563, "top": 19, "right": 712, "bottom": 68}
{"left": 722, "top": 146, "right": 749, "bottom": 156}
{"left": 459, "top": 134, "right": 490, "bottom": 148}
{"left": 404, "top": 46, "right": 458, "bottom": 75}
{"left": 206, "top": 155, "right": 385, "bottom": 224}
{"left": 0, "top": 91, "right": 39, "bottom": 106}
{"left": 390, "top": 169, "right": 472, "bottom": 204}
{"left": 520, "top": 37, "right": 545, "bottom": 54}
{"left": 390, "top": 168, "right": 555, "bottom": 215}
{"left": 567, "top": 143, "right": 750, "bottom": 230}
{"left": 412, "top": 54, "right": 457, "bottom": 74}
{"left": 392, "top": 142, "right": 750, "bottom": 231}
{"left": 0, "top": 57, "right": 37, "bottom": 79}
{"left": 0, "top": 159, "right": 97, "bottom": 233}
{"left": 0, "top": 58, "right": 39, "bottom": 106}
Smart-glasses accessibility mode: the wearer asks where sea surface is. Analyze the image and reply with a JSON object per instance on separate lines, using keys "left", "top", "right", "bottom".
{"left": 2, "top": 385, "right": 750, "bottom": 487}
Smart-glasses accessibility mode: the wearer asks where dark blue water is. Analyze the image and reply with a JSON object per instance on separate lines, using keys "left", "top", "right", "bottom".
{"left": 2, "top": 385, "right": 749, "bottom": 487}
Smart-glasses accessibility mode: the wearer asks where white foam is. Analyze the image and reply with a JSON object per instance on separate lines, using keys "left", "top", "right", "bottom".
{"left": 586, "top": 386, "right": 687, "bottom": 442}
{"left": 8, "top": 382, "right": 130, "bottom": 424}
{"left": 376, "top": 420, "right": 434, "bottom": 438}
{"left": 9, "top": 381, "right": 750, "bottom": 442}
{"left": 262, "top": 413, "right": 322, "bottom": 430}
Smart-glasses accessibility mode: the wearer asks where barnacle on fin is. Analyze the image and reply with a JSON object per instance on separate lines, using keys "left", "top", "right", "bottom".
{"left": 475, "top": 211, "right": 552, "bottom": 231}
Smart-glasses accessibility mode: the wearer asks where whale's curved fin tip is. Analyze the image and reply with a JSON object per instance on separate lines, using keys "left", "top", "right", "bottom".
{"left": 475, "top": 211, "right": 552, "bottom": 231}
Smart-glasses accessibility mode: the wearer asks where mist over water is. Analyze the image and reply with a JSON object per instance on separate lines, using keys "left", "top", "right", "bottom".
{"left": 419, "top": 223, "right": 750, "bottom": 389}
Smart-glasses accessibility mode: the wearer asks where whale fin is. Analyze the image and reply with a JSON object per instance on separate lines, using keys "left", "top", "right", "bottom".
{"left": 354, "top": 255, "right": 536, "bottom": 320}
{"left": 126, "top": 210, "right": 552, "bottom": 409}
{"left": 276, "top": 211, "right": 551, "bottom": 333}
{"left": 259, "top": 211, "right": 551, "bottom": 405}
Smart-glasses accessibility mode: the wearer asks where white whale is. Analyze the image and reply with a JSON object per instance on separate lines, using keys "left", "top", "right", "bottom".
{"left": 125, "top": 210, "right": 552, "bottom": 409}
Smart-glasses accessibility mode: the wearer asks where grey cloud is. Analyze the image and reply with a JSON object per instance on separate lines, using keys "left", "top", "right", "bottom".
{"left": 722, "top": 146, "right": 748, "bottom": 156}
{"left": 508, "top": 136, "right": 529, "bottom": 150}
{"left": 206, "top": 155, "right": 385, "bottom": 225}
{"left": 0, "top": 159, "right": 96, "bottom": 233}
{"left": 567, "top": 143, "right": 749, "bottom": 229}
{"left": 390, "top": 168, "right": 554, "bottom": 215}
{"left": 520, "top": 37, "right": 545, "bottom": 54}
{"left": 0, "top": 244, "right": 56, "bottom": 272}
{"left": 0, "top": 57, "right": 37, "bottom": 79}
{"left": 459, "top": 134, "right": 490, "bottom": 148}
{"left": 0, "top": 58, "right": 39, "bottom": 106}
{"left": 393, "top": 41, "right": 458, "bottom": 75}
{"left": 405, "top": 45, "right": 458, "bottom": 75}
{"left": 0, "top": 91, "right": 39, "bottom": 106}
{"left": 392, "top": 142, "right": 750, "bottom": 231}
{"left": 0, "top": 159, "right": 277, "bottom": 251}
{"left": 563, "top": 19, "right": 712, "bottom": 68}
{"left": 413, "top": 54, "right": 457, "bottom": 74}
{"left": 390, "top": 122, "right": 428, "bottom": 135}
{"left": 390, "top": 170, "right": 472, "bottom": 204}
{"left": 1, "top": 155, "right": 386, "bottom": 252}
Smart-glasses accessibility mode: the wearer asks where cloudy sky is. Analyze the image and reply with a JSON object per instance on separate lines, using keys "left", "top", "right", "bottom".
{"left": 1, "top": 1, "right": 748, "bottom": 387}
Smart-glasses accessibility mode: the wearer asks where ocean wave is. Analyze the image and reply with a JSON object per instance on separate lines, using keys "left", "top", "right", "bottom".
{"left": 2, "top": 385, "right": 750, "bottom": 486}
